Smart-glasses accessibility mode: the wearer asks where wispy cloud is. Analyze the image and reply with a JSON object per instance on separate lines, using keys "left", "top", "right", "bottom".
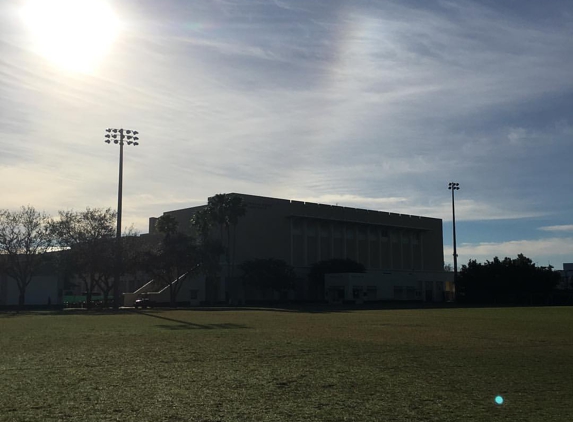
{"left": 539, "top": 225, "right": 573, "bottom": 232}
{"left": 299, "top": 194, "right": 407, "bottom": 208}
{"left": 292, "top": 195, "right": 543, "bottom": 222}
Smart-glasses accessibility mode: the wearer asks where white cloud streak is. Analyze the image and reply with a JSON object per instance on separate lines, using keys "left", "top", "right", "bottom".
{"left": 539, "top": 225, "right": 573, "bottom": 232}
{"left": 445, "top": 237, "right": 573, "bottom": 268}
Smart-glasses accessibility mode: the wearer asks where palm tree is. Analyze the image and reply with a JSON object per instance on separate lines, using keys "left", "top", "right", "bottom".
{"left": 226, "top": 195, "right": 246, "bottom": 280}
{"left": 207, "top": 194, "right": 228, "bottom": 244}
{"left": 190, "top": 207, "right": 221, "bottom": 303}
{"left": 154, "top": 215, "right": 199, "bottom": 307}
{"left": 205, "top": 194, "right": 246, "bottom": 282}
{"left": 190, "top": 207, "right": 213, "bottom": 244}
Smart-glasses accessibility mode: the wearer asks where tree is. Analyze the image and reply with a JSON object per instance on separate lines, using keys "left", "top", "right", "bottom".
{"left": 207, "top": 194, "right": 228, "bottom": 243}
{"left": 308, "top": 258, "right": 366, "bottom": 301}
{"left": 456, "top": 254, "right": 560, "bottom": 305}
{"left": 190, "top": 207, "right": 213, "bottom": 244}
{"left": 188, "top": 194, "right": 246, "bottom": 303}
{"left": 0, "top": 206, "right": 53, "bottom": 308}
{"left": 144, "top": 217, "right": 199, "bottom": 307}
{"left": 120, "top": 228, "right": 147, "bottom": 294}
{"left": 226, "top": 195, "right": 247, "bottom": 280}
{"left": 191, "top": 193, "right": 247, "bottom": 284}
{"left": 190, "top": 207, "right": 223, "bottom": 303}
{"left": 94, "top": 238, "right": 122, "bottom": 307}
{"left": 155, "top": 214, "right": 178, "bottom": 237}
{"left": 89, "top": 225, "right": 141, "bottom": 307}
{"left": 206, "top": 194, "right": 246, "bottom": 281}
{"left": 49, "top": 208, "right": 116, "bottom": 309}
{"left": 239, "top": 258, "right": 296, "bottom": 300}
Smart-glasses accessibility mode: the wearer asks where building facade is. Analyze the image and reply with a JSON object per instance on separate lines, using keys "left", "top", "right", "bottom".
{"left": 148, "top": 193, "right": 449, "bottom": 302}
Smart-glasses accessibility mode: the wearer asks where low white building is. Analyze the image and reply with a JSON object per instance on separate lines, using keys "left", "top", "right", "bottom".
{"left": 0, "top": 273, "right": 63, "bottom": 307}
{"left": 325, "top": 271, "right": 452, "bottom": 303}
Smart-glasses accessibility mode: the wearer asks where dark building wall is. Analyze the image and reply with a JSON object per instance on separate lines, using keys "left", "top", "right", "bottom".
{"left": 284, "top": 200, "right": 444, "bottom": 272}
{"left": 233, "top": 195, "right": 292, "bottom": 264}
{"left": 149, "top": 193, "right": 444, "bottom": 273}
{"left": 150, "top": 205, "right": 206, "bottom": 236}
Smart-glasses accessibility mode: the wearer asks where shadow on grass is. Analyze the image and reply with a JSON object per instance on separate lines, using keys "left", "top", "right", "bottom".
{"left": 136, "top": 310, "right": 249, "bottom": 330}
{"left": 3, "top": 302, "right": 561, "bottom": 318}
{"left": 0, "top": 308, "right": 206, "bottom": 318}
{"left": 189, "top": 302, "right": 568, "bottom": 313}
{"left": 152, "top": 302, "right": 462, "bottom": 314}
{"left": 1, "top": 305, "right": 406, "bottom": 317}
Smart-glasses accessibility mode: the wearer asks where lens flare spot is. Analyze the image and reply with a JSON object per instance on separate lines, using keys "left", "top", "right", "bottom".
{"left": 495, "top": 395, "right": 504, "bottom": 405}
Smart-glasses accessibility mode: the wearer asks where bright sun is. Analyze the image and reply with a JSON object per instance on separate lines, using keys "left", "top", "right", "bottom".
{"left": 20, "top": 0, "right": 120, "bottom": 73}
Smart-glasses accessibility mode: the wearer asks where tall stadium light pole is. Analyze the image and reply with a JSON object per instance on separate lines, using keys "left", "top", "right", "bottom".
{"left": 105, "top": 128, "right": 139, "bottom": 309}
{"left": 448, "top": 182, "right": 460, "bottom": 284}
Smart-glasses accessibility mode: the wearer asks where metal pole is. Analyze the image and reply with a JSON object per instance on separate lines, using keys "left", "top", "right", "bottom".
{"left": 113, "top": 130, "right": 124, "bottom": 310}
{"left": 105, "top": 127, "right": 138, "bottom": 309}
{"left": 452, "top": 186, "right": 458, "bottom": 283}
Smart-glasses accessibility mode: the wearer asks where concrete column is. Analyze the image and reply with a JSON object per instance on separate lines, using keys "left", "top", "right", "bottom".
{"left": 355, "top": 225, "right": 358, "bottom": 263}
{"left": 378, "top": 227, "right": 383, "bottom": 270}
{"left": 367, "top": 226, "right": 371, "bottom": 269}
{"left": 317, "top": 221, "right": 321, "bottom": 262}
{"left": 303, "top": 219, "right": 308, "bottom": 266}
{"left": 389, "top": 230, "right": 393, "bottom": 270}
{"left": 410, "top": 231, "right": 414, "bottom": 271}
{"left": 343, "top": 223, "right": 347, "bottom": 259}
{"left": 400, "top": 231, "right": 404, "bottom": 270}
{"left": 289, "top": 218, "right": 294, "bottom": 266}
{"left": 328, "top": 221, "right": 334, "bottom": 258}
{"left": 420, "top": 232, "right": 424, "bottom": 271}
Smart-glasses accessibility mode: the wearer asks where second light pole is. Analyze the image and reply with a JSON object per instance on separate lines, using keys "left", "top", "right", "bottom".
{"left": 105, "top": 128, "right": 139, "bottom": 309}
{"left": 448, "top": 182, "right": 460, "bottom": 284}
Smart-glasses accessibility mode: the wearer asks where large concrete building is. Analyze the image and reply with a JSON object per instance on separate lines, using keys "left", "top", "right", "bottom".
{"left": 147, "top": 193, "right": 451, "bottom": 303}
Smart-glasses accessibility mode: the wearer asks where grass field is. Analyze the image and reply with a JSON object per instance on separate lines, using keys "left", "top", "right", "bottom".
{"left": 1, "top": 306, "right": 572, "bottom": 422}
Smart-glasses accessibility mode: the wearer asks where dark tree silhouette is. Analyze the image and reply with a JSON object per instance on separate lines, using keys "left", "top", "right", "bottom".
{"left": 155, "top": 214, "right": 179, "bottom": 237}
{"left": 95, "top": 226, "right": 141, "bottom": 306}
{"left": 0, "top": 206, "right": 53, "bottom": 308}
{"left": 190, "top": 207, "right": 213, "bottom": 244}
{"left": 49, "top": 208, "right": 116, "bottom": 308}
{"left": 456, "top": 254, "right": 560, "bottom": 305}
{"left": 206, "top": 194, "right": 246, "bottom": 282}
{"left": 190, "top": 207, "right": 224, "bottom": 303}
{"left": 226, "top": 195, "right": 246, "bottom": 280}
{"left": 144, "top": 217, "right": 199, "bottom": 307}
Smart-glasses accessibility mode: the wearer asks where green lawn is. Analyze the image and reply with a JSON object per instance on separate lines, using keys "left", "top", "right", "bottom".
{"left": 1, "top": 307, "right": 572, "bottom": 421}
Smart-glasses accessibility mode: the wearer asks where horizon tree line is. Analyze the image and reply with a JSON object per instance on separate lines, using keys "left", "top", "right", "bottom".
{"left": 1, "top": 197, "right": 566, "bottom": 308}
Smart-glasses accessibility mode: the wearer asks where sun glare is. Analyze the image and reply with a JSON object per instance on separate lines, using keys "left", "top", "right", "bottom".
{"left": 20, "top": 0, "right": 120, "bottom": 73}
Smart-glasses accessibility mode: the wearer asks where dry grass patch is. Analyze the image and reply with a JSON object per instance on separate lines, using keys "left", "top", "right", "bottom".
{"left": 0, "top": 307, "right": 572, "bottom": 421}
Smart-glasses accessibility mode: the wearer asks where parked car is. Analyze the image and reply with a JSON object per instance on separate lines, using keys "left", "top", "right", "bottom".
{"left": 134, "top": 297, "right": 154, "bottom": 309}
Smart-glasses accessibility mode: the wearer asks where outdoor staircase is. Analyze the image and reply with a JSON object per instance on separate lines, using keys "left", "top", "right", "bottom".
{"left": 123, "top": 266, "right": 201, "bottom": 307}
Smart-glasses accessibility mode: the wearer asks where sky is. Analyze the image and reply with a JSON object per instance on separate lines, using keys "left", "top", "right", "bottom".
{"left": 1, "top": 0, "right": 572, "bottom": 269}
